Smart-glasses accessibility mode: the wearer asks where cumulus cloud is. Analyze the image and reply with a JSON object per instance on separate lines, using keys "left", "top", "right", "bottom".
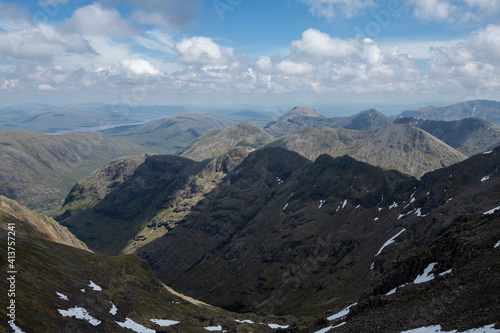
{"left": 290, "top": 28, "right": 359, "bottom": 61}
{"left": 300, "top": 0, "right": 376, "bottom": 19}
{"left": 175, "top": 36, "right": 233, "bottom": 66}
{"left": 0, "top": 24, "right": 95, "bottom": 61}
{"left": 428, "top": 24, "right": 500, "bottom": 94}
{"left": 120, "top": 59, "right": 159, "bottom": 75}
{"left": 409, "top": 0, "right": 500, "bottom": 22}
{"left": 64, "top": 3, "right": 136, "bottom": 36}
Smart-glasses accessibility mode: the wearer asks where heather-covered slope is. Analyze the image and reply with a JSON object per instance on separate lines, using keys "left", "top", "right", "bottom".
{"left": 0, "top": 129, "right": 144, "bottom": 213}
{"left": 0, "top": 195, "right": 88, "bottom": 250}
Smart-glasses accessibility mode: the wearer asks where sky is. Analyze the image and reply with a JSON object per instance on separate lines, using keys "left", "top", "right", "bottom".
{"left": 0, "top": 0, "right": 500, "bottom": 112}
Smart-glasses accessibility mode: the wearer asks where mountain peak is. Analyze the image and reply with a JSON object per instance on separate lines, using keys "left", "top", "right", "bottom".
{"left": 286, "top": 106, "right": 325, "bottom": 118}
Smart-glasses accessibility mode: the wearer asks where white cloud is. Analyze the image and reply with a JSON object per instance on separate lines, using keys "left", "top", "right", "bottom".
{"left": 64, "top": 3, "right": 135, "bottom": 36}
{"left": 120, "top": 59, "right": 159, "bottom": 75}
{"left": 300, "top": 0, "right": 376, "bottom": 19}
{"left": 411, "top": 0, "right": 457, "bottom": 22}
{"left": 290, "top": 28, "right": 359, "bottom": 61}
{"left": 276, "top": 60, "right": 315, "bottom": 74}
{"left": 175, "top": 36, "right": 233, "bottom": 66}
{"left": 255, "top": 56, "right": 273, "bottom": 72}
{"left": 0, "top": 24, "right": 95, "bottom": 61}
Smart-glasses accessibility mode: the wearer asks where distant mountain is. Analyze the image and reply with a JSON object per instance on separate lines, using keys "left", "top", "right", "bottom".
{"left": 1, "top": 199, "right": 291, "bottom": 332}
{"left": 394, "top": 116, "right": 500, "bottom": 156}
{"left": 400, "top": 100, "right": 500, "bottom": 125}
{"left": 265, "top": 124, "right": 466, "bottom": 178}
{"left": 57, "top": 145, "right": 500, "bottom": 319}
{"left": 332, "top": 108, "right": 392, "bottom": 130}
{"left": 204, "top": 109, "right": 275, "bottom": 127}
{"left": 264, "top": 107, "right": 392, "bottom": 137}
{"left": 178, "top": 121, "right": 275, "bottom": 161}
{"left": 0, "top": 129, "right": 144, "bottom": 213}
{"left": 102, "top": 113, "right": 226, "bottom": 154}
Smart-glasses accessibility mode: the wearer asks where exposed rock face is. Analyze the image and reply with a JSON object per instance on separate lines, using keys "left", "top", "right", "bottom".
{"left": 0, "top": 195, "right": 88, "bottom": 250}
{"left": 265, "top": 124, "right": 466, "bottom": 178}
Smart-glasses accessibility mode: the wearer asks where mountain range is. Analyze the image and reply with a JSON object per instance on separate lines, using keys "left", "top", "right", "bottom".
{"left": 394, "top": 116, "right": 500, "bottom": 156}
{"left": 264, "top": 106, "right": 392, "bottom": 137}
{"left": 400, "top": 100, "right": 500, "bottom": 125}
{"left": 2, "top": 100, "right": 500, "bottom": 332}
{"left": 56, "top": 144, "right": 500, "bottom": 322}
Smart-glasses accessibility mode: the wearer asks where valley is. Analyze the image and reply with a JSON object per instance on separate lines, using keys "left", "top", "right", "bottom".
{"left": 1, "top": 100, "right": 499, "bottom": 333}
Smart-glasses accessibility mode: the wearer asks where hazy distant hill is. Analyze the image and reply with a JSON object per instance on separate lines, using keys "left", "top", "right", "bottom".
{"left": 178, "top": 121, "right": 275, "bottom": 161}
{"left": 264, "top": 107, "right": 392, "bottom": 137}
{"left": 102, "top": 113, "right": 226, "bottom": 154}
{"left": 0, "top": 129, "right": 144, "bottom": 213}
{"left": 331, "top": 108, "right": 392, "bottom": 130}
{"left": 394, "top": 116, "right": 500, "bottom": 156}
{"left": 265, "top": 124, "right": 466, "bottom": 178}
{"left": 400, "top": 100, "right": 500, "bottom": 125}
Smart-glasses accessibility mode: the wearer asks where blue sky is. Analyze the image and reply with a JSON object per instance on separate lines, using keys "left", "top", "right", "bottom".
{"left": 0, "top": 0, "right": 499, "bottom": 113}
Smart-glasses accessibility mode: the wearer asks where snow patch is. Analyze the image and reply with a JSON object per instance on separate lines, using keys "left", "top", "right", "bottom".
{"left": 447, "top": 198, "right": 453, "bottom": 203}
{"left": 58, "top": 306, "right": 101, "bottom": 326}
{"left": 268, "top": 323, "right": 289, "bottom": 329}
{"left": 80, "top": 289, "right": 85, "bottom": 293}
{"left": 327, "top": 303, "right": 357, "bottom": 321}
{"left": 439, "top": 269, "right": 452, "bottom": 276}
{"left": 378, "top": 207, "right": 383, "bottom": 212}
{"left": 481, "top": 175, "right": 491, "bottom": 182}
{"left": 56, "top": 292, "right": 69, "bottom": 301}
{"left": 370, "top": 262, "right": 374, "bottom": 270}
{"left": 89, "top": 281, "right": 102, "bottom": 291}
{"left": 356, "top": 204, "right": 360, "bottom": 209}
{"left": 374, "top": 217, "right": 379, "bottom": 221}
{"left": 410, "top": 197, "right": 415, "bottom": 203}
{"left": 204, "top": 325, "right": 223, "bottom": 331}
{"left": 342, "top": 199, "right": 348, "bottom": 209}
{"left": 376, "top": 229, "right": 406, "bottom": 256}
{"left": 109, "top": 301, "right": 117, "bottom": 315}
{"left": 397, "top": 214, "right": 405, "bottom": 220}
{"left": 494, "top": 241, "right": 500, "bottom": 248}
{"left": 116, "top": 318, "right": 155, "bottom": 332}
{"left": 235, "top": 319, "right": 254, "bottom": 324}
{"left": 150, "top": 319, "right": 180, "bottom": 327}
{"left": 318, "top": 200, "right": 325, "bottom": 209}
{"left": 415, "top": 208, "right": 426, "bottom": 217}
{"left": 283, "top": 203, "right": 289, "bottom": 211}
{"left": 9, "top": 323, "right": 26, "bottom": 333}
{"left": 483, "top": 150, "right": 493, "bottom": 155}
{"left": 413, "top": 262, "right": 437, "bottom": 284}
{"left": 389, "top": 202, "right": 398, "bottom": 209}
{"left": 484, "top": 206, "right": 500, "bottom": 215}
